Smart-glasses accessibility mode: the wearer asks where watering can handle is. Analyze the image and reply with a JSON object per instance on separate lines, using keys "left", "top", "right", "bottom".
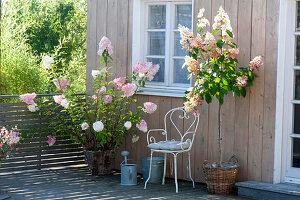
{"left": 120, "top": 159, "right": 135, "bottom": 166}
{"left": 129, "top": 168, "right": 132, "bottom": 180}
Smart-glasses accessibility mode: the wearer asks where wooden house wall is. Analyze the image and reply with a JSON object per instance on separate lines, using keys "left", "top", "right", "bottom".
{"left": 86, "top": 0, "right": 279, "bottom": 183}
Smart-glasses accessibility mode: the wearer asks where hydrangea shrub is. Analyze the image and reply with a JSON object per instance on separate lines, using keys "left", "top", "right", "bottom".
{"left": 0, "top": 127, "right": 21, "bottom": 162}
{"left": 20, "top": 37, "right": 160, "bottom": 152}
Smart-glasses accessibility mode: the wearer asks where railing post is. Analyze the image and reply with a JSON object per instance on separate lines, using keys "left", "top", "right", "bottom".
{"left": 37, "top": 137, "right": 42, "bottom": 170}
{"left": 37, "top": 96, "right": 42, "bottom": 170}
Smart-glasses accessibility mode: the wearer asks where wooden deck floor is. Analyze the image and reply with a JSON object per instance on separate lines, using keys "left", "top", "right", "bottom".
{"left": 0, "top": 166, "right": 249, "bottom": 200}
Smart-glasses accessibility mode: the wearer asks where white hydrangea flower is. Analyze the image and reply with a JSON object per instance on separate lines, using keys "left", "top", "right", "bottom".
{"left": 100, "top": 68, "right": 108, "bottom": 75}
{"left": 197, "top": 8, "right": 210, "bottom": 29}
{"left": 42, "top": 55, "right": 54, "bottom": 69}
{"left": 93, "top": 121, "right": 104, "bottom": 132}
{"left": 132, "top": 135, "right": 139, "bottom": 143}
{"left": 60, "top": 99, "right": 69, "bottom": 109}
{"left": 92, "top": 70, "right": 101, "bottom": 79}
{"left": 100, "top": 86, "right": 106, "bottom": 93}
{"left": 212, "top": 6, "right": 233, "bottom": 41}
{"left": 198, "top": 18, "right": 210, "bottom": 29}
{"left": 27, "top": 103, "right": 39, "bottom": 112}
{"left": 124, "top": 121, "right": 132, "bottom": 130}
{"left": 197, "top": 8, "right": 205, "bottom": 18}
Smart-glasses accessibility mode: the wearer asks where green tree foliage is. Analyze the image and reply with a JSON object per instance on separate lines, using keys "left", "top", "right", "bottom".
{"left": 0, "top": 0, "right": 87, "bottom": 95}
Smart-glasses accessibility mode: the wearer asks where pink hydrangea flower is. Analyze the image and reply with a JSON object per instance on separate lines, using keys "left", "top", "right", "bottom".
{"left": 184, "top": 56, "right": 200, "bottom": 75}
{"left": 47, "top": 135, "right": 56, "bottom": 146}
{"left": 112, "top": 77, "right": 126, "bottom": 89}
{"left": 122, "top": 83, "right": 137, "bottom": 97}
{"left": 96, "top": 86, "right": 106, "bottom": 95}
{"left": 146, "top": 64, "right": 160, "bottom": 81}
{"left": 20, "top": 93, "right": 37, "bottom": 105}
{"left": 103, "top": 95, "right": 113, "bottom": 103}
{"left": 142, "top": 102, "right": 157, "bottom": 114}
{"left": 53, "top": 94, "right": 65, "bottom": 104}
{"left": 228, "top": 48, "right": 239, "bottom": 59}
{"left": 97, "top": 36, "right": 113, "bottom": 55}
{"left": 250, "top": 56, "right": 263, "bottom": 71}
{"left": 133, "top": 62, "right": 160, "bottom": 81}
{"left": 136, "top": 120, "right": 147, "bottom": 133}
{"left": 92, "top": 95, "right": 99, "bottom": 99}
{"left": 184, "top": 92, "right": 203, "bottom": 112}
{"left": 236, "top": 75, "right": 248, "bottom": 87}
{"left": 81, "top": 122, "right": 89, "bottom": 131}
{"left": 184, "top": 101, "right": 194, "bottom": 112}
{"left": 9, "top": 130, "right": 21, "bottom": 145}
{"left": 53, "top": 78, "right": 70, "bottom": 92}
{"left": 189, "top": 36, "right": 204, "bottom": 51}
{"left": 132, "top": 62, "right": 149, "bottom": 74}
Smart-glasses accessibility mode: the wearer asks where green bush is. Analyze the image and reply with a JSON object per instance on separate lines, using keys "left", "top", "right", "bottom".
{"left": 0, "top": 0, "right": 87, "bottom": 95}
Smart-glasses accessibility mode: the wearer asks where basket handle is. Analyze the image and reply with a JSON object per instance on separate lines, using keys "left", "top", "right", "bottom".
{"left": 228, "top": 155, "right": 238, "bottom": 164}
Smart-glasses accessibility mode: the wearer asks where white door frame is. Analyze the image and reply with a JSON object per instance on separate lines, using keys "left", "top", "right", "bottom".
{"left": 274, "top": 0, "right": 300, "bottom": 184}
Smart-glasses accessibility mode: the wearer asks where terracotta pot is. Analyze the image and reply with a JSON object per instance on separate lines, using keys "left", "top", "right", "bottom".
{"left": 84, "top": 150, "right": 114, "bottom": 175}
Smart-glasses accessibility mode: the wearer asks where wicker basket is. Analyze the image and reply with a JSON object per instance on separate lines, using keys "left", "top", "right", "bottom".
{"left": 202, "top": 156, "right": 239, "bottom": 195}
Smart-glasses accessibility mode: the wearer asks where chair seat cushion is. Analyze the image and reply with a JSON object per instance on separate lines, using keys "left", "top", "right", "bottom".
{"left": 147, "top": 140, "right": 190, "bottom": 150}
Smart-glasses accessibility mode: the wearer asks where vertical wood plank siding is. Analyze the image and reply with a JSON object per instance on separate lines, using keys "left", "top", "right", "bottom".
{"left": 87, "top": 0, "right": 279, "bottom": 183}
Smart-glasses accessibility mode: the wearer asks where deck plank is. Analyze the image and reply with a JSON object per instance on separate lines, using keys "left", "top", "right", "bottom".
{"left": 0, "top": 167, "right": 248, "bottom": 199}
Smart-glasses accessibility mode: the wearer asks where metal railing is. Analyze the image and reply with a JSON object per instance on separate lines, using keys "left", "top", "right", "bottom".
{"left": 0, "top": 94, "right": 86, "bottom": 173}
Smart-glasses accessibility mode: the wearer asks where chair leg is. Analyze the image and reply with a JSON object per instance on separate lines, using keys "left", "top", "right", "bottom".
{"left": 144, "top": 151, "right": 153, "bottom": 189}
{"left": 162, "top": 153, "right": 167, "bottom": 185}
{"left": 173, "top": 154, "right": 178, "bottom": 193}
{"left": 188, "top": 152, "right": 195, "bottom": 188}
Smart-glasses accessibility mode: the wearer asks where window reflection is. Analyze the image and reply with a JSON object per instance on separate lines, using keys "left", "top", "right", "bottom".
{"left": 293, "top": 138, "right": 300, "bottom": 168}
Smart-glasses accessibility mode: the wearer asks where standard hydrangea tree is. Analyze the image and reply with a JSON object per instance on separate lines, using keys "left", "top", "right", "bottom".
{"left": 179, "top": 7, "right": 263, "bottom": 165}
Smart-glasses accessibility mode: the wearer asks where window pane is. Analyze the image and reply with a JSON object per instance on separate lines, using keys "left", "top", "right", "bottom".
{"left": 175, "top": 4, "right": 192, "bottom": 29}
{"left": 149, "top": 5, "right": 166, "bottom": 29}
{"left": 149, "top": 32, "right": 165, "bottom": 55}
{"left": 174, "top": 31, "right": 186, "bottom": 56}
{"left": 297, "top": 1, "right": 300, "bottom": 31}
{"left": 292, "top": 138, "right": 300, "bottom": 168}
{"left": 294, "top": 104, "right": 300, "bottom": 133}
{"left": 147, "top": 58, "right": 165, "bottom": 82}
{"left": 296, "top": 70, "right": 300, "bottom": 100}
{"left": 296, "top": 36, "right": 300, "bottom": 65}
{"left": 174, "top": 59, "right": 189, "bottom": 84}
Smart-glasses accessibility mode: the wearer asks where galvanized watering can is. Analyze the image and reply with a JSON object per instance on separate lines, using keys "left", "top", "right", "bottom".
{"left": 120, "top": 151, "right": 137, "bottom": 186}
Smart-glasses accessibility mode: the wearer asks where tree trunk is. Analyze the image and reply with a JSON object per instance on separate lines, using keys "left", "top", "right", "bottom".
{"left": 218, "top": 103, "right": 222, "bottom": 165}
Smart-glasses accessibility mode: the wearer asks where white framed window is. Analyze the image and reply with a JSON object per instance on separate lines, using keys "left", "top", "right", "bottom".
{"left": 275, "top": 0, "right": 300, "bottom": 184}
{"left": 132, "top": 0, "right": 193, "bottom": 97}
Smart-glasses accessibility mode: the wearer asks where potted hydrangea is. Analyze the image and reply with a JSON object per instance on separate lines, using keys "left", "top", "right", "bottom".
{"left": 20, "top": 36, "right": 160, "bottom": 175}
{"left": 179, "top": 7, "right": 263, "bottom": 194}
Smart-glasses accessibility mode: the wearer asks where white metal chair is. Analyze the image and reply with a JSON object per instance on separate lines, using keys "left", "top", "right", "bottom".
{"left": 144, "top": 107, "right": 200, "bottom": 193}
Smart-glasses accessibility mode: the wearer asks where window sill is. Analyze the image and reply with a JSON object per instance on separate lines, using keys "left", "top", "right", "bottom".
{"left": 137, "top": 85, "right": 188, "bottom": 97}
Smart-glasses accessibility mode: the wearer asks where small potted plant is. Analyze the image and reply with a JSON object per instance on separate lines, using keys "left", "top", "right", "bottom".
{"left": 20, "top": 36, "right": 160, "bottom": 175}
{"left": 179, "top": 7, "right": 263, "bottom": 194}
